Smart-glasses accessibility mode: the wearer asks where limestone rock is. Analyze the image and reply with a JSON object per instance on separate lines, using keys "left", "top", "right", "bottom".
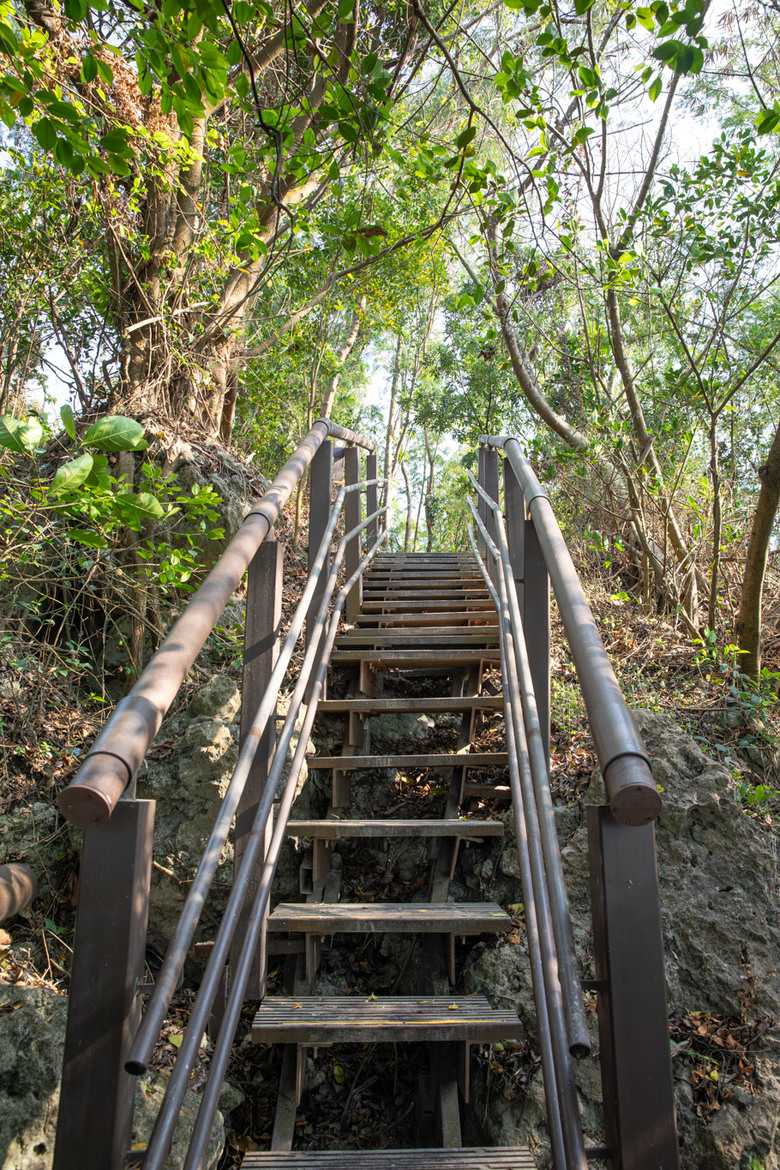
{"left": 0, "top": 983, "right": 224, "bottom": 1170}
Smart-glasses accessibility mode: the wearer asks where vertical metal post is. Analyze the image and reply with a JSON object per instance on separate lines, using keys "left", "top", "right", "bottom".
{"left": 345, "top": 445, "right": 362, "bottom": 622}
{"left": 307, "top": 439, "right": 333, "bottom": 647}
{"left": 366, "top": 452, "right": 378, "bottom": 540}
{"left": 233, "top": 538, "right": 283, "bottom": 998}
{"left": 524, "top": 513, "right": 550, "bottom": 762}
{"left": 483, "top": 447, "right": 499, "bottom": 585}
{"left": 54, "top": 798, "right": 155, "bottom": 1170}
{"left": 503, "top": 455, "right": 525, "bottom": 614}
{"left": 587, "top": 808, "right": 679, "bottom": 1170}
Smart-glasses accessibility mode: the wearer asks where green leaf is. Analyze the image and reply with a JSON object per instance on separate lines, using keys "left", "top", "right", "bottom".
{"left": 338, "top": 120, "right": 359, "bottom": 144}
{"left": 573, "top": 0, "right": 594, "bottom": 12}
{"left": 756, "top": 108, "right": 780, "bottom": 135}
{"left": 337, "top": 0, "right": 355, "bottom": 21}
{"left": 0, "top": 414, "right": 44, "bottom": 453}
{"left": 648, "top": 75, "right": 662, "bottom": 102}
{"left": 333, "top": 1064, "right": 345, "bottom": 1084}
{"left": 52, "top": 453, "right": 94, "bottom": 493}
{"left": 66, "top": 528, "right": 109, "bottom": 549}
{"left": 652, "top": 39, "right": 682, "bottom": 62}
{"left": 82, "top": 53, "right": 98, "bottom": 83}
{"left": 82, "top": 415, "right": 148, "bottom": 452}
{"left": 116, "top": 491, "right": 165, "bottom": 519}
{"left": 86, "top": 454, "right": 111, "bottom": 489}
{"left": 60, "top": 404, "right": 77, "bottom": 440}
{"left": 455, "top": 125, "right": 477, "bottom": 149}
{"left": 0, "top": 415, "right": 27, "bottom": 453}
{"left": 33, "top": 118, "right": 57, "bottom": 151}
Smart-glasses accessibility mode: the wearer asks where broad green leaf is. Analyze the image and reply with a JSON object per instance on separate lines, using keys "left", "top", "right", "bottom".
{"left": 648, "top": 76, "right": 662, "bottom": 102}
{"left": 85, "top": 454, "right": 111, "bottom": 489}
{"left": 333, "top": 1064, "right": 345, "bottom": 1084}
{"left": 52, "top": 453, "right": 94, "bottom": 493}
{"left": 756, "top": 108, "right": 780, "bottom": 135}
{"left": 17, "top": 417, "right": 43, "bottom": 451}
{"left": 33, "top": 118, "right": 57, "bottom": 151}
{"left": 0, "top": 415, "right": 26, "bottom": 453}
{"left": 116, "top": 491, "right": 165, "bottom": 519}
{"left": 652, "top": 39, "right": 682, "bottom": 62}
{"left": 60, "top": 404, "right": 77, "bottom": 440}
{"left": 82, "top": 416, "right": 148, "bottom": 451}
{"left": 337, "top": 0, "right": 355, "bottom": 21}
{"left": 456, "top": 125, "right": 477, "bottom": 149}
{"left": 66, "top": 528, "right": 108, "bottom": 549}
{"left": 82, "top": 54, "right": 98, "bottom": 83}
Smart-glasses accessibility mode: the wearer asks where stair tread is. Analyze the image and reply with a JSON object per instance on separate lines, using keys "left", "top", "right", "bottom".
{"left": 362, "top": 601, "right": 495, "bottom": 612}
{"left": 286, "top": 819, "right": 503, "bottom": 838}
{"left": 252, "top": 995, "right": 523, "bottom": 1043}
{"left": 316, "top": 697, "right": 503, "bottom": 713}
{"left": 336, "top": 629, "right": 500, "bottom": 641}
{"left": 267, "top": 901, "right": 512, "bottom": 933}
{"left": 353, "top": 613, "right": 499, "bottom": 626}
{"left": 311, "top": 752, "right": 508, "bottom": 770}
{"left": 242, "top": 1148, "right": 536, "bottom": 1168}
{"left": 330, "top": 650, "right": 500, "bottom": 664}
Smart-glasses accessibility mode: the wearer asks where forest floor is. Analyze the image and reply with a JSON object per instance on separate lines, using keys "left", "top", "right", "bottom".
{"left": 2, "top": 530, "right": 780, "bottom": 1164}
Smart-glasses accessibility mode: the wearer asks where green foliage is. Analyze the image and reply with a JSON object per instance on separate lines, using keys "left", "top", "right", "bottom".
{"left": 0, "top": 408, "right": 224, "bottom": 676}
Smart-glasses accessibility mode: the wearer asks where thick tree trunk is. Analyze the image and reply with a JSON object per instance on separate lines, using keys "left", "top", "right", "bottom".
{"left": 736, "top": 421, "right": 780, "bottom": 679}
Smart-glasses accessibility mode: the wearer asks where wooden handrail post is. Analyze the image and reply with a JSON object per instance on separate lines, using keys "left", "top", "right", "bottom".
{"left": 344, "top": 445, "right": 362, "bottom": 622}
{"left": 588, "top": 808, "right": 679, "bottom": 1169}
{"left": 234, "top": 538, "right": 284, "bottom": 1000}
{"left": 54, "top": 797, "right": 155, "bottom": 1170}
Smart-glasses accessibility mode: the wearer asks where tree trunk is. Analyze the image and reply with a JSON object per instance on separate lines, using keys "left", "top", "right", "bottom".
{"left": 736, "top": 421, "right": 780, "bottom": 679}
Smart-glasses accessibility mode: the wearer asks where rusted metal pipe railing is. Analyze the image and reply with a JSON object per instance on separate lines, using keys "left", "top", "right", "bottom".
{"left": 57, "top": 419, "right": 374, "bottom": 829}
{"left": 0, "top": 863, "right": 37, "bottom": 921}
{"left": 126, "top": 480, "right": 385, "bottom": 1075}
{"left": 468, "top": 514, "right": 586, "bottom": 1170}
{"left": 138, "top": 515, "right": 388, "bottom": 1170}
{"left": 181, "top": 533, "right": 388, "bottom": 1170}
{"left": 480, "top": 434, "right": 660, "bottom": 826}
{"left": 469, "top": 471, "right": 590, "bottom": 1059}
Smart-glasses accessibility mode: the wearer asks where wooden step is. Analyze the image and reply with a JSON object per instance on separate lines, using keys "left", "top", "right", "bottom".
{"left": 243, "top": 1148, "right": 536, "bottom": 1168}
{"left": 286, "top": 818, "right": 503, "bottom": 839}
{"left": 353, "top": 617, "right": 498, "bottom": 627}
{"left": 252, "top": 995, "right": 522, "bottom": 1044}
{"left": 364, "top": 576, "right": 484, "bottom": 586}
{"left": 363, "top": 589, "right": 490, "bottom": 600}
{"left": 335, "top": 628, "right": 499, "bottom": 644}
{"left": 316, "top": 696, "right": 503, "bottom": 714}
{"left": 311, "top": 752, "right": 508, "bottom": 771}
{"left": 329, "top": 650, "right": 500, "bottom": 666}
{"left": 362, "top": 600, "right": 495, "bottom": 612}
{"left": 267, "top": 901, "right": 512, "bottom": 935}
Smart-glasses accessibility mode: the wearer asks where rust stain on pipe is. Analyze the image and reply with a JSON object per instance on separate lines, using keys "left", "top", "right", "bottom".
{"left": 0, "top": 863, "right": 38, "bottom": 922}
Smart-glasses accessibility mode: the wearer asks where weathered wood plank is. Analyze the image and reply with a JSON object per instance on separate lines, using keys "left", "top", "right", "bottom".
{"left": 316, "top": 696, "right": 503, "bottom": 714}
{"left": 311, "top": 752, "right": 508, "bottom": 771}
{"left": 267, "top": 902, "right": 512, "bottom": 934}
{"left": 243, "top": 1148, "right": 537, "bottom": 1168}
{"left": 252, "top": 995, "right": 523, "bottom": 1044}
{"left": 285, "top": 819, "right": 503, "bottom": 839}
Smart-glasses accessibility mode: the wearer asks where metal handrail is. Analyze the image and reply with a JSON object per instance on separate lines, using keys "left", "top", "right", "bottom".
{"left": 181, "top": 533, "right": 388, "bottom": 1170}
{"left": 57, "top": 418, "right": 373, "bottom": 828}
{"left": 479, "top": 434, "right": 660, "bottom": 826}
{"left": 468, "top": 471, "right": 590, "bottom": 1058}
{"left": 138, "top": 508, "right": 388, "bottom": 1170}
{"left": 467, "top": 508, "right": 586, "bottom": 1170}
{"left": 126, "top": 477, "right": 385, "bottom": 1074}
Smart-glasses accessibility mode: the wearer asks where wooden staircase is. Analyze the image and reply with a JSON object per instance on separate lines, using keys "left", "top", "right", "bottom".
{"left": 250, "top": 552, "right": 534, "bottom": 1163}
